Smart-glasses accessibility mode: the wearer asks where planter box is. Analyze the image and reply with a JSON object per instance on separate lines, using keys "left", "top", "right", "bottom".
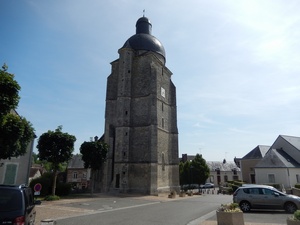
{"left": 287, "top": 218, "right": 300, "bottom": 225}
{"left": 179, "top": 192, "right": 186, "bottom": 197}
{"left": 216, "top": 211, "right": 244, "bottom": 225}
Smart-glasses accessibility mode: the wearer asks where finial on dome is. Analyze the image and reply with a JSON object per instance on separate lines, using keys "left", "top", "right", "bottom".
{"left": 143, "top": 9, "right": 145, "bottom": 17}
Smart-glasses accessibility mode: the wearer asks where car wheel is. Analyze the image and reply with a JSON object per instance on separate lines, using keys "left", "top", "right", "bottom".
{"left": 239, "top": 201, "right": 251, "bottom": 212}
{"left": 285, "top": 202, "right": 297, "bottom": 213}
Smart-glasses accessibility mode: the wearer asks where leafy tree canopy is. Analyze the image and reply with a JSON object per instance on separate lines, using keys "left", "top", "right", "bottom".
{"left": 37, "top": 126, "right": 76, "bottom": 169}
{"left": 80, "top": 137, "right": 108, "bottom": 194}
{"left": 179, "top": 154, "right": 210, "bottom": 186}
{"left": 0, "top": 64, "right": 35, "bottom": 160}
{"left": 80, "top": 138, "right": 108, "bottom": 170}
{"left": 0, "top": 64, "right": 20, "bottom": 116}
{"left": 191, "top": 154, "right": 210, "bottom": 185}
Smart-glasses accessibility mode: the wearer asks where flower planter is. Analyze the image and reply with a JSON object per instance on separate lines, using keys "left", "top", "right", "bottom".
{"left": 179, "top": 192, "right": 186, "bottom": 197}
{"left": 216, "top": 211, "right": 244, "bottom": 225}
{"left": 168, "top": 191, "right": 176, "bottom": 198}
{"left": 287, "top": 218, "right": 300, "bottom": 225}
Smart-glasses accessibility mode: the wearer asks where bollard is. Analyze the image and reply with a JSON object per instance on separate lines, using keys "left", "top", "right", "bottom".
{"left": 41, "top": 219, "right": 56, "bottom": 225}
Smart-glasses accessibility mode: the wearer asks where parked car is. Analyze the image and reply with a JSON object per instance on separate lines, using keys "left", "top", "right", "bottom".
{"left": 181, "top": 184, "right": 199, "bottom": 191}
{"left": 0, "top": 184, "right": 41, "bottom": 225}
{"left": 233, "top": 185, "right": 300, "bottom": 213}
{"left": 200, "top": 183, "right": 214, "bottom": 189}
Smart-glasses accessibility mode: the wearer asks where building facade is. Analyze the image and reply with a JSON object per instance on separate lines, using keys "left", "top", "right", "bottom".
{"left": 66, "top": 154, "right": 90, "bottom": 190}
{"left": 254, "top": 135, "right": 300, "bottom": 189}
{"left": 238, "top": 145, "right": 269, "bottom": 184}
{"left": 101, "top": 17, "right": 179, "bottom": 195}
{"left": 206, "top": 161, "right": 241, "bottom": 186}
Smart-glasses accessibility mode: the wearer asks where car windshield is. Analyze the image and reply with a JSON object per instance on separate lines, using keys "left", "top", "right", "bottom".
{"left": 0, "top": 189, "right": 22, "bottom": 212}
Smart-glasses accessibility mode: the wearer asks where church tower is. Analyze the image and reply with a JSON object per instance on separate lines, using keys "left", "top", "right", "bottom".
{"left": 102, "top": 17, "right": 179, "bottom": 195}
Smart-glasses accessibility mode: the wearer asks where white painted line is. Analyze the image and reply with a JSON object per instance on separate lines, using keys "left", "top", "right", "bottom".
{"left": 55, "top": 201, "right": 161, "bottom": 221}
{"left": 187, "top": 210, "right": 216, "bottom": 225}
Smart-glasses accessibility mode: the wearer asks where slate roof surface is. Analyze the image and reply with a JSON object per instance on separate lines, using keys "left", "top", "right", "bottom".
{"left": 67, "top": 154, "right": 84, "bottom": 168}
{"left": 206, "top": 161, "right": 241, "bottom": 171}
{"left": 242, "top": 145, "right": 270, "bottom": 159}
{"left": 280, "top": 135, "right": 300, "bottom": 150}
{"left": 29, "top": 167, "right": 41, "bottom": 178}
{"left": 255, "top": 148, "right": 300, "bottom": 168}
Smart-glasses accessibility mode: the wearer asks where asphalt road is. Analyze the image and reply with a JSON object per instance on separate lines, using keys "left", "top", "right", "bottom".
{"left": 46, "top": 194, "right": 291, "bottom": 225}
{"left": 54, "top": 194, "right": 231, "bottom": 225}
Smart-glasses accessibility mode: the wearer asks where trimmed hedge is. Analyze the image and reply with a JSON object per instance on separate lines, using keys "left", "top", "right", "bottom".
{"left": 295, "top": 183, "right": 300, "bottom": 189}
{"left": 29, "top": 172, "right": 71, "bottom": 196}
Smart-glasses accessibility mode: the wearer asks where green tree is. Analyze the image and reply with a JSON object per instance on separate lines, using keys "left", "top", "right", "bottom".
{"left": 179, "top": 160, "right": 191, "bottom": 186}
{"left": 191, "top": 154, "right": 210, "bottom": 185}
{"left": 0, "top": 64, "right": 35, "bottom": 160}
{"left": 0, "top": 63, "right": 20, "bottom": 116}
{"left": 37, "top": 126, "right": 76, "bottom": 195}
{"left": 80, "top": 136, "right": 108, "bottom": 194}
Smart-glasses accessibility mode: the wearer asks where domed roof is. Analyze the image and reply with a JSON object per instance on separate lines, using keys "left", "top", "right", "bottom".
{"left": 122, "top": 17, "right": 166, "bottom": 61}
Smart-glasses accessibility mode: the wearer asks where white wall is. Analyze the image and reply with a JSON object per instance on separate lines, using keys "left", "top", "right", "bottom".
{"left": 255, "top": 168, "right": 292, "bottom": 188}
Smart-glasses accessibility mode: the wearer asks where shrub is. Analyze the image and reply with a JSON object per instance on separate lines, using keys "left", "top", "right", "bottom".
{"left": 44, "top": 195, "right": 60, "bottom": 201}
{"left": 29, "top": 173, "right": 52, "bottom": 196}
{"left": 264, "top": 183, "right": 281, "bottom": 190}
{"left": 231, "top": 185, "right": 238, "bottom": 192}
{"left": 56, "top": 182, "right": 72, "bottom": 196}
{"left": 293, "top": 210, "right": 300, "bottom": 221}
{"left": 217, "top": 203, "right": 242, "bottom": 212}
{"left": 295, "top": 184, "right": 300, "bottom": 189}
{"left": 232, "top": 181, "right": 244, "bottom": 187}
{"left": 30, "top": 172, "right": 72, "bottom": 196}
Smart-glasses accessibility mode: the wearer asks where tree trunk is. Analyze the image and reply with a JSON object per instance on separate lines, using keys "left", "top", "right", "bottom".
{"left": 90, "top": 169, "right": 94, "bottom": 195}
{"left": 52, "top": 169, "right": 58, "bottom": 196}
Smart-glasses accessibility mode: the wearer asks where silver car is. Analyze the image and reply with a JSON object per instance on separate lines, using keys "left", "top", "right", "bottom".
{"left": 233, "top": 185, "right": 300, "bottom": 213}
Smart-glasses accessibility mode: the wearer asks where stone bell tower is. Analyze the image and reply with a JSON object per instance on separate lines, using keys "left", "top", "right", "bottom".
{"left": 102, "top": 16, "right": 179, "bottom": 195}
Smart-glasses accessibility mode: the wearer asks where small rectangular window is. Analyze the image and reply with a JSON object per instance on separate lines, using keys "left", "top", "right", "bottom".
{"left": 4, "top": 164, "right": 17, "bottom": 185}
{"left": 268, "top": 174, "right": 275, "bottom": 183}
{"left": 162, "top": 118, "right": 164, "bottom": 128}
{"left": 224, "top": 175, "right": 228, "bottom": 182}
{"left": 296, "top": 174, "right": 300, "bottom": 183}
{"left": 73, "top": 172, "right": 78, "bottom": 179}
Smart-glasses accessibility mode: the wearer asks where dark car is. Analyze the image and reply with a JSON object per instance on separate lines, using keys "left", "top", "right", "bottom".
{"left": 233, "top": 185, "right": 300, "bottom": 213}
{"left": 0, "top": 184, "right": 41, "bottom": 225}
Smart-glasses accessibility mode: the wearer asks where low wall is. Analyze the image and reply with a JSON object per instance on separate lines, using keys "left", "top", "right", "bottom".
{"left": 292, "top": 187, "right": 300, "bottom": 196}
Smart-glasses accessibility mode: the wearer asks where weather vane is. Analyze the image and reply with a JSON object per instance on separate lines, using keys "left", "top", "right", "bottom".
{"left": 143, "top": 9, "right": 145, "bottom": 17}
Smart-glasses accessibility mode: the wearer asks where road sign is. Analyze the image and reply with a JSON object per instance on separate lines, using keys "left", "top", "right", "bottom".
{"left": 34, "top": 183, "right": 42, "bottom": 192}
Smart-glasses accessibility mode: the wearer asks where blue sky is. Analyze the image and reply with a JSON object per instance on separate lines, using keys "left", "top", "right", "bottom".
{"left": 1, "top": 0, "right": 300, "bottom": 161}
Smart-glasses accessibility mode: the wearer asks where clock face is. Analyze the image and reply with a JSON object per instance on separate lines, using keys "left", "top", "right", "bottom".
{"left": 161, "top": 87, "right": 165, "bottom": 98}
